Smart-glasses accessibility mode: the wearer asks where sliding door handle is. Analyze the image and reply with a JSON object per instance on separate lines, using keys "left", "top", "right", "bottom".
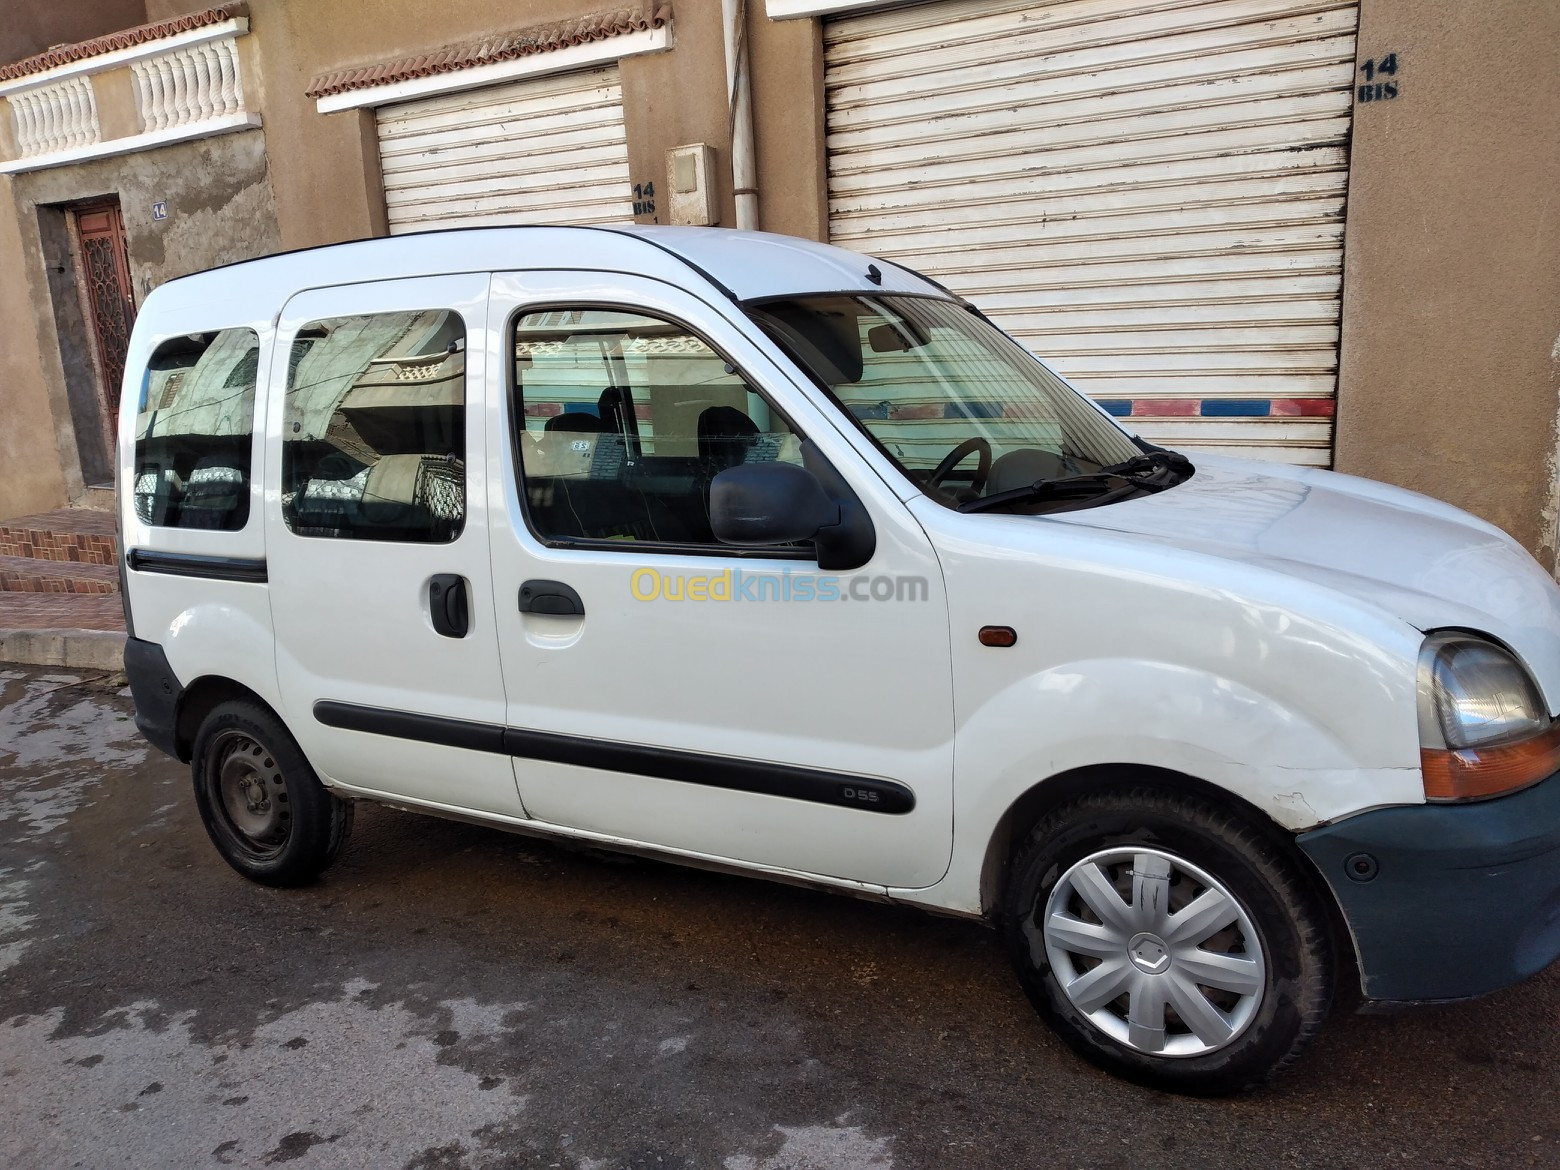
{"left": 429, "top": 574, "right": 470, "bottom": 638}
{"left": 518, "top": 579, "right": 585, "bottom": 616}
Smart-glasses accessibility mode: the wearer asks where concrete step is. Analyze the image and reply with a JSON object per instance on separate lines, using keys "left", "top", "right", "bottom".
{"left": 0, "top": 508, "right": 118, "bottom": 567}
{"left": 0, "top": 592, "right": 126, "bottom": 670}
{"left": 0, "top": 509, "right": 127, "bottom": 669}
{"left": 0, "top": 553, "right": 118, "bottom": 594}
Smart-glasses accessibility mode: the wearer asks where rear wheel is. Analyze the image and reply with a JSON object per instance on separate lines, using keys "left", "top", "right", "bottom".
{"left": 1002, "top": 788, "right": 1331, "bottom": 1095}
{"left": 191, "top": 700, "right": 353, "bottom": 886}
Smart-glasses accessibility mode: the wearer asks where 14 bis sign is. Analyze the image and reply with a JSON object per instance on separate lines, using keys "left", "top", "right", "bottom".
{"left": 1357, "top": 53, "right": 1400, "bottom": 104}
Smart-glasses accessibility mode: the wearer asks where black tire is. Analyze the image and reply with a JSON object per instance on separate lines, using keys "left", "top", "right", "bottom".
{"left": 191, "top": 700, "right": 353, "bottom": 887}
{"left": 1001, "top": 787, "right": 1331, "bottom": 1096}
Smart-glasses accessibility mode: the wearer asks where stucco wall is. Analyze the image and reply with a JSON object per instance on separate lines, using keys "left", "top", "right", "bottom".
{"left": 239, "top": 0, "right": 642, "bottom": 249}
{"left": 0, "top": 131, "right": 281, "bottom": 515}
{"left": 749, "top": 3, "right": 828, "bottom": 241}
{"left": 621, "top": 0, "right": 733, "bottom": 227}
{"left": 240, "top": 0, "right": 823, "bottom": 246}
{"left": 0, "top": 1, "right": 148, "bottom": 68}
{"left": 1335, "top": 0, "right": 1560, "bottom": 562}
{"left": 0, "top": 177, "right": 70, "bottom": 520}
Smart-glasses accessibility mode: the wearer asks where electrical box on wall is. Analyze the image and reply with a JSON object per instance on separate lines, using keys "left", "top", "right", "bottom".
{"left": 666, "top": 144, "right": 717, "bottom": 227}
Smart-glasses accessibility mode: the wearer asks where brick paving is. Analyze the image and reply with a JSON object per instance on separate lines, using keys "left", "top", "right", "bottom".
{"left": 1, "top": 508, "right": 125, "bottom": 638}
{"left": 0, "top": 507, "right": 118, "bottom": 566}
{"left": 0, "top": 554, "right": 118, "bottom": 594}
{"left": 0, "top": 592, "right": 125, "bottom": 632}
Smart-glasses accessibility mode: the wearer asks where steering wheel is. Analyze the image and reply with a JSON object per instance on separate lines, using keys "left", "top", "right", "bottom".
{"left": 925, "top": 437, "right": 992, "bottom": 497}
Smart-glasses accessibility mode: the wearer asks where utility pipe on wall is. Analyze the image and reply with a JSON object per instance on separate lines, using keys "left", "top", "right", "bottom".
{"left": 721, "top": 0, "right": 759, "bottom": 230}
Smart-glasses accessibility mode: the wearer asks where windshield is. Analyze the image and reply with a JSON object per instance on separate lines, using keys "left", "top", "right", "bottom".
{"left": 747, "top": 294, "right": 1174, "bottom": 512}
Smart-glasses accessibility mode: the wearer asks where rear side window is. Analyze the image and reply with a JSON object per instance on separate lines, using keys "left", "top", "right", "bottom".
{"left": 133, "top": 328, "right": 260, "bottom": 530}
{"left": 281, "top": 310, "right": 466, "bottom": 543}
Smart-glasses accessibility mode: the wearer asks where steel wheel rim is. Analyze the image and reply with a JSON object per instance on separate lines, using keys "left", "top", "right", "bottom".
{"left": 210, "top": 730, "right": 290, "bottom": 860}
{"left": 1034, "top": 847, "right": 1267, "bottom": 1058}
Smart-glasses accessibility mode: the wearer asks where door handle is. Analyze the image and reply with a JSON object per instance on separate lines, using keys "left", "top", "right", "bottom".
{"left": 518, "top": 579, "right": 585, "bottom": 617}
{"left": 429, "top": 574, "right": 470, "bottom": 638}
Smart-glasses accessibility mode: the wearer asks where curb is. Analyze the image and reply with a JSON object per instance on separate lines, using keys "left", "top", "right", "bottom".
{"left": 0, "top": 627, "right": 127, "bottom": 671}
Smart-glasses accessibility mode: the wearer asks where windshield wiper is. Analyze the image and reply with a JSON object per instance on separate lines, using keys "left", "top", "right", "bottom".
{"left": 1112, "top": 448, "right": 1194, "bottom": 477}
{"left": 958, "top": 450, "right": 1190, "bottom": 515}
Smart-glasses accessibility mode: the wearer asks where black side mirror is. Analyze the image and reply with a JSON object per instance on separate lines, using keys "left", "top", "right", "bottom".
{"left": 710, "top": 442, "right": 876, "bottom": 571}
{"left": 711, "top": 463, "right": 837, "bottom": 545}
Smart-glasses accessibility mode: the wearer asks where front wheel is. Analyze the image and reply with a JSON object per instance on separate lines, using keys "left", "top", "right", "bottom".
{"left": 191, "top": 700, "right": 354, "bottom": 887}
{"left": 1002, "top": 788, "right": 1332, "bottom": 1095}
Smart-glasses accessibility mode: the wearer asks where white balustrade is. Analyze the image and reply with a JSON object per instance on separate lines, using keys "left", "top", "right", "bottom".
{"left": 9, "top": 77, "right": 100, "bottom": 157}
{"left": 130, "top": 36, "right": 245, "bottom": 134}
{"left": 2, "top": 22, "right": 254, "bottom": 171}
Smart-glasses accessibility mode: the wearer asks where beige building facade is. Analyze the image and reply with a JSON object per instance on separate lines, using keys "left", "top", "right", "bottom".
{"left": 2, "top": 0, "right": 1557, "bottom": 563}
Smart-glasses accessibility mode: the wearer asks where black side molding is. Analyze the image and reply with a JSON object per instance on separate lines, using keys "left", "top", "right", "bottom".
{"left": 501, "top": 726, "right": 914, "bottom": 813}
{"left": 127, "top": 549, "right": 268, "bottom": 583}
{"left": 314, "top": 701, "right": 504, "bottom": 754}
{"left": 311, "top": 700, "right": 915, "bottom": 815}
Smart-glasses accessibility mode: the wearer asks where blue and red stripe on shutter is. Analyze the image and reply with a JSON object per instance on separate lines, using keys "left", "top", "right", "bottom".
{"left": 847, "top": 399, "right": 1336, "bottom": 421}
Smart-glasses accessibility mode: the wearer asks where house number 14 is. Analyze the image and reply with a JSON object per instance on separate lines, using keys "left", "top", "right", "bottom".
{"left": 632, "top": 181, "right": 656, "bottom": 216}
{"left": 1357, "top": 53, "right": 1400, "bottom": 103}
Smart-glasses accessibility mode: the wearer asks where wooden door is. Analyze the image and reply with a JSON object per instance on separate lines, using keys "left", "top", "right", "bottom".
{"left": 71, "top": 200, "right": 137, "bottom": 452}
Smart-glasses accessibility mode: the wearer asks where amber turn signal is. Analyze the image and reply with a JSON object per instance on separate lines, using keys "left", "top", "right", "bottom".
{"left": 978, "top": 625, "right": 1018, "bottom": 647}
{"left": 1421, "top": 718, "right": 1560, "bottom": 801}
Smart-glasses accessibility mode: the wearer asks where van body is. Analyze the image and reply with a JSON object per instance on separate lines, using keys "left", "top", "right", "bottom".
{"left": 117, "top": 226, "right": 1560, "bottom": 1094}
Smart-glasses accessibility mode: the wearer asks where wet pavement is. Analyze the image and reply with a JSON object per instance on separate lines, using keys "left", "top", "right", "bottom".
{"left": 1, "top": 664, "right": 1556, "bottom": 1169}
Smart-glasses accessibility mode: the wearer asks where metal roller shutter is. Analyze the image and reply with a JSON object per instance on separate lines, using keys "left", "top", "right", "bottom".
{"left": 376, "top": 65, "right": 632, "bottom": 234}
{"left": 825, "top": 0, "right": 1358, "bottom": 465}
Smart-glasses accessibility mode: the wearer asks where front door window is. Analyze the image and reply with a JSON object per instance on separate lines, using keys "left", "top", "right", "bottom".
{"left": 511, "top": 308, "right": 804, "bottom": 548}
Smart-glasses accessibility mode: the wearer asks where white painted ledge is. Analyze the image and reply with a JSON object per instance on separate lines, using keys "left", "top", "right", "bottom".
{"left": 0, "top": 19, "right": 250, "bottom": 97}
{"left": 314, "top": 26, "right": 673, "bottom": 113}
{"left": 0, "top": 110, "right": 261, "bottom": 174}
{"left": 765, "top": 0, "right": 907, "bottom": 18}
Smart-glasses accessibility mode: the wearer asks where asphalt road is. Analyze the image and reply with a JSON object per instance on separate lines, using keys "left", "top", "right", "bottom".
{"left": 1, "top": 664, "right": 1555, "bottom": 1169}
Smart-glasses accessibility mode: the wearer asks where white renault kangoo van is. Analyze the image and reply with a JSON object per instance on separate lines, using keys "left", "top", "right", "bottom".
{"left": 117, "top": 226, "right": 1560, "bottom": 1094}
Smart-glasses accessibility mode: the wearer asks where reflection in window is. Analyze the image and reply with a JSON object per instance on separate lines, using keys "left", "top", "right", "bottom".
{"left": 133, "top": 328, "right": 259, "bottom": 529}
{"left": 512, "top": 308, "right": 803, "bottom": 545}
{"left": 282, "top": 310, "right": 466, "bottom": 543}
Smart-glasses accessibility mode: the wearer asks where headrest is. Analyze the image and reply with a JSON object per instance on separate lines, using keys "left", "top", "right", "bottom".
{"left": 545, "top": 411, "right": 603, "bottom": 433}
{"left": 698, "top": 406, "right": 760, "bottom": 469}
{"left": 698, "top": 406, "right": 758, "bottom": 440}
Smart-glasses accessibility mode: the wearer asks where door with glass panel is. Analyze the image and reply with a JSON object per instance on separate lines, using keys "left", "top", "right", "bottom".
{"left": 264, "top": 275, "right": 522, "bottom": 818}
{"left": 72, "top": 198, "right": 136, "bottom": 474}
{"left": 485, "top": 273, "right": 955, "bottom": 889}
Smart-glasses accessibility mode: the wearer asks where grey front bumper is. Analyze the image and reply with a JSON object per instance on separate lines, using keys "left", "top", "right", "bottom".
{"left": 1298, "top": 771, "right": 1560, "bottom": 1003}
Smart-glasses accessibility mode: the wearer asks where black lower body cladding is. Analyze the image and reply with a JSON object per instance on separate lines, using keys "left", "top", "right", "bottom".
{"left": 123, "top": 637, "right": 184, "bottom": 759}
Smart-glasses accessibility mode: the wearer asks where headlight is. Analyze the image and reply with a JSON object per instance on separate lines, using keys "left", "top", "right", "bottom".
{"left": 1419, "top": 632, "right": 1545, "bottom": 748}
{"left": 1418, "top": 631, "right": 1560, "bottom": 800}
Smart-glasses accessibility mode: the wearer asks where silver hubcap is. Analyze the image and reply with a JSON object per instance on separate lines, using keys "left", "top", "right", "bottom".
{"left": 1036, "top": 848, "right": 1266, "bottom": 1058}
{"left": 214, "top": 732, "right": 289, "bottom": 850}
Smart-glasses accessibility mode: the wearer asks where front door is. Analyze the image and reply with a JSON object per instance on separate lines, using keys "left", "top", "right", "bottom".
{"left": 264, "top": 274, "right": 522, "bottom": 818}
{"left": 485, "top": 272, "right": 954, "bottom": 889}
{"left": 71, "top": 199, "right": 136, "bottom": 460}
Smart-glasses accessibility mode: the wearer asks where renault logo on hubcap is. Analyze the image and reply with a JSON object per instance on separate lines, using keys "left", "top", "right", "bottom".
{"left": 1127, "top": 932, "right": 1170, "bottom": 974}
